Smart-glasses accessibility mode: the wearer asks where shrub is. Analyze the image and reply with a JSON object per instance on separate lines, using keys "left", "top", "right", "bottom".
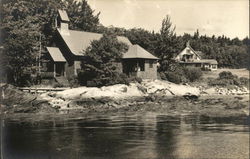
{"left": 18, "top": 73, "right": 32, "bottom": 86}
{"left": 183, "top": 67, "right": 203, "bottom": 82}
{"left": 108, "top": 73, "right": 130, "bottom": 86}
{"left": 40, "top": 72, "right": 54, "bottom": 79}
{"left": 85, "top": 73, "right": 130, "bottom": 87}
{"left": 128, "top": 76, "right": 143, "bottom": 84}
{"left": 165, "top": 71, "right": 183, "bottom": 84}
{"left": 208, "top": 78, "right": 234, "bottom": 87}
{"left": 239, "top": 77, "right": 249, "bottom": 87}
{"left": 68, "top": 75, "right": 79, "bottom": 88}
{"left": 219, "top": 71, "right": 236, "bottom": 79}
{"left": 86, "top": 80, "right": 98, "bottom": 87}
{"left": 161, "top": 66, "right": 201, "bottom": 84}
{"left": 53, "top": 83, "right": 64, "bottom": 88}
{"left": 208, "top": 71, "right": 249, "bottom": 87}
{"left": 159, "top": 72, "right": 167, "bottom": 80}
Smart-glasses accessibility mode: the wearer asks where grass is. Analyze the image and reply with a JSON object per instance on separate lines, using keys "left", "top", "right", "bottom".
{"left": 203, "top": 68, "right": 249, "bottom": 79}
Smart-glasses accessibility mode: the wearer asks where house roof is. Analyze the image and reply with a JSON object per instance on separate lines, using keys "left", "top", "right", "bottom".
{"left": 199, "top": 59, "right": 218, "bottom": 64}
{"left": 46, "top": 47, "right": 66, "bottom": 62}
{"left": 187, "top": 46, "right": 201, "bottom": 59}
{"left": 123, "top": 44, "right": 158, "bottom": 60}
{"left": 180, "top": 59, "right": 218, "bottom": 65}
{"left": 57, "top": 29, "right": 132, "bottom": 56}
{"left": 58, "top": 10, "right": 70, "bottom": 22}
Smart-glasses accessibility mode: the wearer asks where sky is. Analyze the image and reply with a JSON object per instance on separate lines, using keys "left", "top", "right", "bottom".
{"left": 87, "top": 0, "right": 249, "bottom": 39}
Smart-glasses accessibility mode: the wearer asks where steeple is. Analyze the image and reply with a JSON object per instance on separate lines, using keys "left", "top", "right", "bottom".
{"left": 56, "top": 10, "right": 70, "bottom": 35}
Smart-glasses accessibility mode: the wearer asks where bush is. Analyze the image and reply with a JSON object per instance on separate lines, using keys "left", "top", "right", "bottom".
{"left": 18, "top": 73, "right": 32, "bottom": 86}
{"left": 68, "top": 75, "right": 79, "bottom": 88}
{"left": 160, "top": 66, "right": 202, "bottom": 84}
{"left": 219, "top": 71, "right": 236, "bottom": 79}
{"left": 208, "top": 78, "right": 234, "bottom": 87}
{"left": 208, "top": 71, "right": 249, "bottom": 87}
{"left": 40, "top": 72, "right": 54, "bottom": 79}
{"left": 109, "top": 73, "right": 130, "bottom": 85}
{"left": 53, "top": 83, "right": 64, "bottom": 88}
{"left": 159, "top": 72, "right": 167, "bottom": 80}
{"left": 183, "top": 67, "right": 203, "bottom": 82}
{"left": 86, "top": 80, "right": 98, "bottom": 87}
{"left": 128, "top": 76, "right": 143, "bottom": 84}
{"left": 239, "top": 77, "right": 249, "bottom": 87}
{"left": 85, "top": 73, "right": 130, "bottom": 87}
{"left": 165, "top": 71, "right": 183, "bottom": 84}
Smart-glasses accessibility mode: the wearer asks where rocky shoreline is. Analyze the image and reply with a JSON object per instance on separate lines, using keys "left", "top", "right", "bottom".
{"left": 1, "top": 80, "right": 249, "bottom": 119}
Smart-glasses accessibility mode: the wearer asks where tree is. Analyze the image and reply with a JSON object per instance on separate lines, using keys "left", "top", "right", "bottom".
{"left": 125, "top": 28, "right": 157, "bottom": 54}
{"left": 156, "top": 15, "right": 182, "bottom": 72}
{"left": 64, "top": 0, "right": 100, "bottom": 32}
{"left": 79, "top": 33, "right": 129, "bottom": 86}
{"left": 160, "top": 15, "right": 175, "bottom": 37}
{"left": 1, "top": 0, "right": 63, "bottom": 85}
{"left": 1, "top": 0, "right": 101, "bottom": 85}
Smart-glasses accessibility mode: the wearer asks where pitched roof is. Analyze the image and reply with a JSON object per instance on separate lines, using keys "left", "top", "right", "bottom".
{"left": 123, "top": 44, "right": 158, "bottom": 59}
{"left": 180, "top": 59, "right": 218, "bottom": 65}
{"left": 46, "top": 47, "right": 66, "bottom": 62}
{"left": 186, "top": 46, "right": 201, "bottom": 59}
{"left": 199, "top": 59, "right": 218, "bottom": 64}
{"left": 58, "top": 10, "right": 70, "bottom": 22}
{"left": 57, "top": 29, "right": 132, "bottom": 56}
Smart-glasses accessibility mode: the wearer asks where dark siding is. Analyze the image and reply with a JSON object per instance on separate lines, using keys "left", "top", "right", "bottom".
{"left": 54, "top": 31, "right": 76, "bottom": 79}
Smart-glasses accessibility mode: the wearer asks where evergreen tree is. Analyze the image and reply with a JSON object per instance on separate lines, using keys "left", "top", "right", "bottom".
{"left": 79, "top": 33, "right": 128, "bottom": 86}
{"left": 65, "top": 0, "right": 100, "bottom": 32}
{"left": 1, "top": 0, "right": 63, "bottom": 85}
{"left": 156, "top": 15, "right": 182, "bottom": 72}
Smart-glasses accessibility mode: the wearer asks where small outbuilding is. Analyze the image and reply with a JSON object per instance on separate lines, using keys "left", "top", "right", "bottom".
{"left": 122, "top": 45, "right": 158, "bottom": 79}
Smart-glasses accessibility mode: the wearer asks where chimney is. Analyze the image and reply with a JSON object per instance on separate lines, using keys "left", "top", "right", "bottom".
{"left": 57, "top": 10, "right": 70, "bottom": 35}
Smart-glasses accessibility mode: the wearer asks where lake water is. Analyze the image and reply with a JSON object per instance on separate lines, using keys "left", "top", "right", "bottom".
{"left": 2, "top": 113, "right": 249, "bottom": 159}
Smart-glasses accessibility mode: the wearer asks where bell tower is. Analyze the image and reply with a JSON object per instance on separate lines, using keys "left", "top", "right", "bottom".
{"left": 56, "top": 10, "right": 70, "bottom": 35}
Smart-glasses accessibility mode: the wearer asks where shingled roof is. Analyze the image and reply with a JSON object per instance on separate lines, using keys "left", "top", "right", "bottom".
{"left": 47, "top": 47, "right": 66, "bottom": 62}
{"left": 123, "top": 44, "right": 158, "bottom": 59}
{"left": 57, "top": 29, "right": 132, "bottom": 56}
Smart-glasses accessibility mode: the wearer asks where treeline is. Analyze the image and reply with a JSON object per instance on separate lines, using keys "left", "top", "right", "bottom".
{"left": 1, "top": 0, "right": 249, "bottom": 85}
{"left": 104, "top": 27, "right": 249, "bottom": 69}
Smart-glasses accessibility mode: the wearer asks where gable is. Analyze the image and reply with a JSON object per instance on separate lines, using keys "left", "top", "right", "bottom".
{"left": 175, "top": 46, "right": 201, "bottom": 61}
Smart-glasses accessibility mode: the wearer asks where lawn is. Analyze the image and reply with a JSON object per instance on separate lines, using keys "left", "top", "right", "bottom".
{"left": 203, "top": 68, "right": 249, "bottom": 79}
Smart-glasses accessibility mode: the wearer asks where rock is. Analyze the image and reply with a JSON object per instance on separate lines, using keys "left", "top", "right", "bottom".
{"left": 183, "top": 93, "right": 199, "bottom": 100}
{"left": 120, "top": 86, "right": 128, "bottom": 93}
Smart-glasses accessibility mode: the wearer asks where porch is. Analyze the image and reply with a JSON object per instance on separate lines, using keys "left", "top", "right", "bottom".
{"left": 45, "top": 47, "right": 67, "bottom": 77}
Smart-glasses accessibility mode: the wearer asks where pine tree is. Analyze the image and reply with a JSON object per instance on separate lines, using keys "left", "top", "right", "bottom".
{"left": 65, "top": 0, "right": 100, "bottom": 32}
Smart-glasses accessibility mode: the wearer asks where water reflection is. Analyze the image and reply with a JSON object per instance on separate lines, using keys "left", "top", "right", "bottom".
{"left": 3, "top": 113, "right": 249, "bottom": 159}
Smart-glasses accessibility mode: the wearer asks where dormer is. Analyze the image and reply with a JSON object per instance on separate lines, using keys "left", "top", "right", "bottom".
{"left": 56, "top": 10, "right": 70, "bottom": 35}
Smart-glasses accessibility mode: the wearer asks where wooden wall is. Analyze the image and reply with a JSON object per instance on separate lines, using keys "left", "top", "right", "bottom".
{"left": 137, "top": 60, "right": 157, "bottom": 79}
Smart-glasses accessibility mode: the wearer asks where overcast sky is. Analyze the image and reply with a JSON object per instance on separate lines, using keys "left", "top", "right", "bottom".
{"left": 87, "top": 0, "right": 249, "bottom": 39}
